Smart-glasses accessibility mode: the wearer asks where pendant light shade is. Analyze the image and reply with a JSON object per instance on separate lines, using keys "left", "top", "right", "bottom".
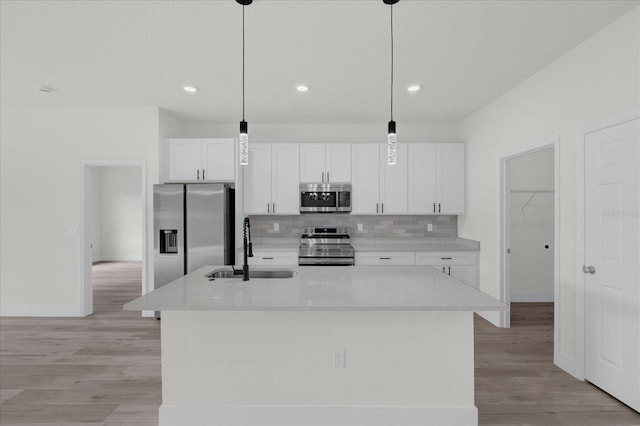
{"left": 237, "top": 0, "right": 252, "bottom": 165}
{"left": 384, "top": 0, "right": 399, "bottom": 165}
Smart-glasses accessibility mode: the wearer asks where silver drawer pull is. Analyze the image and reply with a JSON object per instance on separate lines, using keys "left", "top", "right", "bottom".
{"left": 262, "top": 257, "right": 274, "bottom": 260}
{"left": 441, "top": 257, "right": 453, "bottom": 260}
{"left": 379, "top": 257, "right": 391, "bottom": 260}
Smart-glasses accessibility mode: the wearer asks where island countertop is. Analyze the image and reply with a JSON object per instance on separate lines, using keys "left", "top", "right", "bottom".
{"left": 124, "top": 265, "right": 507, "bottom": 312}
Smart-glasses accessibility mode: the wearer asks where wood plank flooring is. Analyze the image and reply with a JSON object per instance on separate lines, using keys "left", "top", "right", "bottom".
{"left": 1, "top": 262, "right": 639, "bottom": 425}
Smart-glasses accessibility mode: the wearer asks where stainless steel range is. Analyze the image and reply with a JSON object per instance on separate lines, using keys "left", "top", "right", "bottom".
{"left": 298, "top": 227, "right": 355, "bottom": 266}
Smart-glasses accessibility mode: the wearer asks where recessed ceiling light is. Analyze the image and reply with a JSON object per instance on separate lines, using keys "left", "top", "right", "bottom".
{"left": 407, "top": 85, "right": 421, "bottom": 92}
{"left": 296, "top": 85, "right": 309, "bottom": 92}
{"left": 182, "top": 85, "right": 198, "bottom": 93}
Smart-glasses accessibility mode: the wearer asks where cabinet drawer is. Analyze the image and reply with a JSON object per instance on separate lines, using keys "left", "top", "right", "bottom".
{"left": 415, "top": 252, "right": 477, "bottom": 266}
{"left": 248, "top": 251, "right": 298, "bottom": 266}
{"left": 355, "top": 252, "right": 415, "bottom": 266}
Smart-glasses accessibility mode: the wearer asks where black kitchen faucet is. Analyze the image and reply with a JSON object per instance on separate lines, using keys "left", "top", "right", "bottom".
{"left": 242, "top": 217, "right": 253, "bottom": 281}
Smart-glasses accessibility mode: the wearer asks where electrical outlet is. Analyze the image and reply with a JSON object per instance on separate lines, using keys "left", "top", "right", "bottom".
{"left": 273, "top": 223, "right": 279, "bottom": 232}
{"left": 333, "top": 349, "right": 347, "bottom": 368}
{"left": 427, "top": 223, "right": 433, "bottom": 232}
{"left": 357, "top": 223, "right": 363, "bottom": 232}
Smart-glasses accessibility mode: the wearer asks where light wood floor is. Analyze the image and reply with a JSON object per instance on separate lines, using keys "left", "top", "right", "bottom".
{"left": 1, "top": 262, "right": 639, "bottom": 425}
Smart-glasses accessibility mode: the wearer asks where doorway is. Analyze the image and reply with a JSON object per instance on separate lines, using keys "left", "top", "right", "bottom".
{"left": 576, "top": 113, "right": 639, "bottom": 412}
{"left": 499, "top": 142, "right": 559, "bottom": 328}
{"left": 81, "top": 160, "right": 147, "bottom": 316}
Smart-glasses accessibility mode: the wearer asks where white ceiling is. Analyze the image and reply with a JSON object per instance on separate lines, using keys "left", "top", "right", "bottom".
{"left": 1, "top": 0, "right": 637, "bottom": 124}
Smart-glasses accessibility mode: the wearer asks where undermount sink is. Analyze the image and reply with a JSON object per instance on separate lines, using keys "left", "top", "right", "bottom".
{"left": 206, "top": 268, "right": 298, "bottom": 280}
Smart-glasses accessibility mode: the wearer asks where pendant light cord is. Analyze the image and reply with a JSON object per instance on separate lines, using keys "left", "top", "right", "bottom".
{"left": 390, "top": 3, "right": 394, "bottom": 122}
{"left": 242, "top": 4, "right": 245, "bottom": 121}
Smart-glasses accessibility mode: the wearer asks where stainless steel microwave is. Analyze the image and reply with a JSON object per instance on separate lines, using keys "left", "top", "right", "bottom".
{"left": 300, "top": 183, "right": 351, "bottom": 213}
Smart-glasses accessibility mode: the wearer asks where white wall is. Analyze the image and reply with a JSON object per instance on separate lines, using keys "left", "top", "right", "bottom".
{"left": 181, "top": 122, "right": 460, "bottom": 143}
{"left": 0, "top": 106, "right": 160, "bottom": 316}
{"left": 458, "top": 8, "right": 639, "bottom": 366}
{"left": 91, "top": 166, "right": 142, "bottom": 262}
{"left": 509, "top": 148, "right": 554, "bottom": 302}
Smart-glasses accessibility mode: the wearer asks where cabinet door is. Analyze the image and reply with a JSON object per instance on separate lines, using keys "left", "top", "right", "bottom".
{"left": 299, "top": 143, "right": 326, "bottom": 182}
{"left": 351, "top": 144, "right": 380, "bottom": 214}
{"left": 326, "top": 143, "right": 351, "bottom": 183}
{"left": 168, "top": 139, "right": 202, "bottom": 181}
{"left": 355, "top": 252, "right": 415, "bottom": 266}
{"left": 408, "top": 144, "right": 438, "bottom": 214}
{"left": 379, "top": 144, "right": 408, "bottom": 214}
{"left": 243, "top": 144, "right": 272, "bottom": 214}
{"left": 271, "top": 144, "right": 300, "bottom": 215}
{"left": 449, "top": 265, "right": 477, "bottom": 288}
{"left": 202, "top": 139, "right": 235, "bottom": 181}
{"left": 438, "top": 143, "right": 465, "bottom": 214}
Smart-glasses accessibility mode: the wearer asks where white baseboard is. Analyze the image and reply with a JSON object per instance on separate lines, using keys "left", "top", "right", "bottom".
{"left": 159, "top": 405, "right": 478, "bottom": 426}
{"left": 0, "top": 304, "right": 83, "bottom": 317}
{"left": 511, "top": 292, "right": 554, "bottom": 302}
{"left": 555, "top": 349, "right": 584, "bottom": 381}
{"left": 93, "top": 255, "right": 143, "bottom": 262}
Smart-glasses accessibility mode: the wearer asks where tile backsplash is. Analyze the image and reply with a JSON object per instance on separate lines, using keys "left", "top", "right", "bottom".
{"left": 249, "top": 215, "right": 458, "bottom": 238}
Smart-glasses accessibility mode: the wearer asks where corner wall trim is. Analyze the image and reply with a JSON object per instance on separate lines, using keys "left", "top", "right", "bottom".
{"left": 159, "top": 405, "right": 478, "bottom": 426}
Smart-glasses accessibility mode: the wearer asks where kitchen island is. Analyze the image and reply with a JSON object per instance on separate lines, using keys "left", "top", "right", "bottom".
{"left": 125, "top": 265, "right": 506, "bottom": 426}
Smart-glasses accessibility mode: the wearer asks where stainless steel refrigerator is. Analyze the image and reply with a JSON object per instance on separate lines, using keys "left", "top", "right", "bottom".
{"left": 154, "top": 183, "right": 235, "bottom": 292}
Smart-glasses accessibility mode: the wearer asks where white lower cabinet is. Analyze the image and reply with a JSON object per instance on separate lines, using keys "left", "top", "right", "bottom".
{"left": 415, "top": 251, "right": 478, "bottom": 288}
{"left": 355, "top": 252, "right": 415, "bottom": 266}
{"left": 248, "top": 251, "right": 298, "bottom": 266}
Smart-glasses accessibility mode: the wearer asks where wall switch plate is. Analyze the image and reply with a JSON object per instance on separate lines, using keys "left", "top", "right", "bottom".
{"left": 357, "top": 223, "right": 363, "bottom": 232}
{"left": 273, "top": 223, "right": 279, "bottom": 232}
{"left": 427, "top": 224, "right": 433, "bottom": 232}
{"left": 333, "top": 349, "right": 346, "bottom": 368}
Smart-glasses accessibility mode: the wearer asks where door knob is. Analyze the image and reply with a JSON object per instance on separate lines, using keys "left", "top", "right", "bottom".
{"left": 582, "top": 265, "right": 596, "bottom": 274}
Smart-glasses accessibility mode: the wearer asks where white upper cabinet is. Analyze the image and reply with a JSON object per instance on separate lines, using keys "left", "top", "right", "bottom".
{"left": 351, "top": 144, "right": 381, "bottom": 214}
{"left": 167, "top": 138, "right": 235, "bottom": 182}
{"left": 243, "top": 144, "right": 272, "bottom": 215}
{"left": 300, "top": 143, "right": 351, "bottom": 183}
{"left": 408, "top": 143, "right": 465, "bottom": 214}
{"left": 243, "top": 143, "right": 299, "bottom": 215}
{"left": 379, "top": 144, "right": 408, "bottom": 214}
{"left": 351, "top": 143, "right": 407, "bottom": 214}
{"left": 271, "top": 144, "right": 300, "bottom": 215}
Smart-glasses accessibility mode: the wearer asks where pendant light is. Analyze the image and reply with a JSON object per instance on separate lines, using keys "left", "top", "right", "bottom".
{"left": 237, "top": 0, "right": 252, "bottom": 165}
{"left": 384, "top": 0, "right": 399, "bottom": 165}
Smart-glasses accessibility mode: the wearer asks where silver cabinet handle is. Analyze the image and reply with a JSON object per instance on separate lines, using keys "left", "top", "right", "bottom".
{"left": 583, "top": 265, "right": 596, "bottom": 274}
{"left": 381, "top": 203, "right": 384, "bottom": 214}
{"left": 197, "top": 169, "right": 200, "bottom": 180}
{"left": 262, "top": 257, "right": 274, "bottom": 260}
{"left": 379, "top": 257, "right": 391, "bottom": 260}
{"left": 442, "top": 266, "right": 446, "bottom": 273}
{"left": 272, "top": 203, "right": 275, "bottom": 214}
{"left": 267, "top": 203, "right": 270, "bottom": 213}
{"left": 441, "top": 257, "right": 453, "bottom": 260}
{"left": 433, "top": 203, "right": 436, "bottom": 213}
{"left": 322, "top": 172, "right": 325, "bottom": 182}
{"left": 327, "top": 171, "right": 330, "bottom": 182}
{"left": 202, "top": 169, "right": 205, "bottom": 180}
{"left": 448, "top": 266, "right": 451, "bottom": 275}
{"left": 438, "top": 203, "right": 441, "bottom": 213}
{"left": 376, "top": 203, "right": 379, "bottom": 213}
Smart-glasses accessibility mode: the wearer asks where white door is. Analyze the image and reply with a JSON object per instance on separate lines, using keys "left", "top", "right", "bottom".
{"left": 408, "top": 144, "right": 437, "bottom": 214}
{"left": 202, "top": 139, "right": 235, "bottom": 181}
{"left": 379, "top": 144, "right": 408, "bottom": 214}
{"left": 168, "top": 139, "right": 202, "bottom": 181}
{"left": 438, "top": 143, "right": 466, "bottom": 214}
{"left": 271, "top": 144, "right": 300, "bottom": 215}
{"left": 351, "top": 144, "right": 380, "bottom": 214}
{"left": 243, "top": 144, "right": 272, "bottom": 214}
{"left": 299, "top": 143, "right": 326, "bottom": 182}
{"left": 585, "top": 118, "right": 639, "bottom": 412}
{"left": 326, "top": 143, "right": 352, "bottom": 183}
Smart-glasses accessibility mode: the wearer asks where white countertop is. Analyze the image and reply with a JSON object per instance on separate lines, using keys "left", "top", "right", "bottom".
{"left": 124, "top": 265, "right": 506, "bottom": 312}
{"left": 244, "top": 237, "right": 480, "bottom": 253}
